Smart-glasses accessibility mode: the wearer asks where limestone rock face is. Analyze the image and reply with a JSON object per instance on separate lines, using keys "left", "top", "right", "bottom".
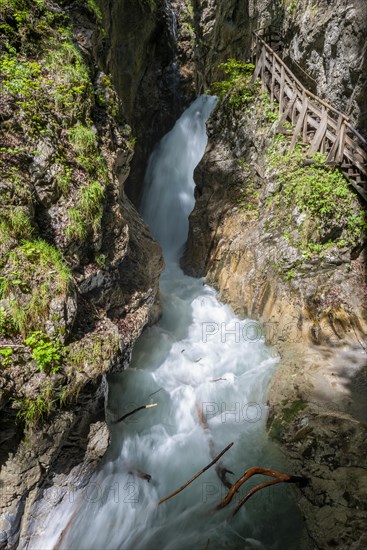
{"left": 0, "top": 2, "right": 163, "bottom": 547}
{"left": 281, "top": 0, "right": 367, "bottom": 135}
{"left": 100, "top": 0, "right": 185, "bottom": 205}
{"left": 182, "top": 91, "right": 367, "bottom": 547}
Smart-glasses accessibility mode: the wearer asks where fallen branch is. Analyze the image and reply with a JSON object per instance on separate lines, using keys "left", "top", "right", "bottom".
{"left": 113, "top": 403, "right": 157, "bottom": 424}
{"left": 196, "top": 403, "right": 234, "bottom": 489}
{"left": 217, "top": 467, "right": 308, "bottom": 512}
{"left": 159, "top": 442, "right": 234, "bottom": 505}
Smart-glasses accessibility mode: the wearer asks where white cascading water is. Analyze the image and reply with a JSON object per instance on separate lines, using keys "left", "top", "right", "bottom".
{"left": 33, "top": 96, "right": 305, "bottom": 550}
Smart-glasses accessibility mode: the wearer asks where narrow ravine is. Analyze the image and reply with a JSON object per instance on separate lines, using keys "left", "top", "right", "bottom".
{"left": 34, "top": 96, "right": 306, "bottom": 550}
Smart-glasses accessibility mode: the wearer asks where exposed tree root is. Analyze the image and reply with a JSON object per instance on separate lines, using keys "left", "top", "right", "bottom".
{"left": 217, "top": 466, "right": 308, "bottom": 515}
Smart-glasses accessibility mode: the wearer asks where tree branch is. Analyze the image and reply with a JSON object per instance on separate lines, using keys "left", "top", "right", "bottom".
{"left": 113, "top": 403, "right": 157, "bottom": 424}
{"left": 159, "top": 442, "right": 234, "bottom": 505}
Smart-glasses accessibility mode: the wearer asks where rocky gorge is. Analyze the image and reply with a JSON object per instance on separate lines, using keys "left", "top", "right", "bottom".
{"left": 0, "top": 1, "right": 366, "bottom": 549}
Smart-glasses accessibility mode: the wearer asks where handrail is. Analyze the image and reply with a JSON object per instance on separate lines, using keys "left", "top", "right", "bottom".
{"left": 254, "top": 33, "right": 349, "bottom": 121}
{"left": 251, "top": 31, "right": 367, "bottom": 201}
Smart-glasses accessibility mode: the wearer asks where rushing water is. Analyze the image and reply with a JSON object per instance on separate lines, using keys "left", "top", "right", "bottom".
{"left": 34, "top": 96, "right": 305, "bottom": 550}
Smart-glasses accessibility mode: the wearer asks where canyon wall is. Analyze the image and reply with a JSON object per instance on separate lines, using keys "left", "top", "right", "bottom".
{"left": 0, "top": 1, "right": 164, "bottom": 546}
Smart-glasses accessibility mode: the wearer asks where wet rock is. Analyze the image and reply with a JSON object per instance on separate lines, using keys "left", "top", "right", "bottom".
{"left": 182, "top": 81, "right": 367, "bottom": 548}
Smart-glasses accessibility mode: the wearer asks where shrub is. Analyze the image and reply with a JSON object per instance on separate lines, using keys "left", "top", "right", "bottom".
{"left": 211, "top": 58, "right": 256, "bottom": 108}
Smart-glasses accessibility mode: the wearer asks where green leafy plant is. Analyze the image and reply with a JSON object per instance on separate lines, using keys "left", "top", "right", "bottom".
{"left": 0, "top": 307, "right": 17, "bottom": 337}
{"left": 0, "top": 346, "right": 14, "bottom": 368}
{"left": 211, "top": 59, "right": 256, "bottom": 108}
{"left": 96, "top": 253, "right": 107, "bottom": 268}
{"left": 24, "top": 330, "right": 63, "bottom": 373}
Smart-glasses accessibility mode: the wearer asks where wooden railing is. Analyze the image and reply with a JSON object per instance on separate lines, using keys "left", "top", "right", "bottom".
{"left": 251, "top": 31, "right": 367, "bottom": 201}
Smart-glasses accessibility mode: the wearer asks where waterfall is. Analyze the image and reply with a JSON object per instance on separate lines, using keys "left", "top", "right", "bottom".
{"left": 163, "top": 0, "right": 178, "bottom": 43}
{"left": 32, "top": 96, "right": 305, "bottom": 550}
{"left": 140, "top": 95, "right": 217, "bottom": 261}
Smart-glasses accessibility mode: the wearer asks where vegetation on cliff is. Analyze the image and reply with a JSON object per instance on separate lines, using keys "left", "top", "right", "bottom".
{"left": 0, "top": 0, "right": 131, "bottom": 428}
{"left": 210, "top": 57, "right": 366, "bottom": 275}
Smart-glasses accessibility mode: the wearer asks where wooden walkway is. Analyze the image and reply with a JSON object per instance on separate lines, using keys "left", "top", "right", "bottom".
{"left": 251, "top": 30, "right": 367, "bottom": 201}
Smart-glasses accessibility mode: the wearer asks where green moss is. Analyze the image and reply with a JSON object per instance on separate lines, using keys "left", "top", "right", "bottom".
{"left": 66, "top": 330, "right": 120, "bottom": 374}
{"left": 268, "top": 419, "right": 284, "bottom": 441}
{"left": 282, "top": 399, "right": 307, "bottom": 422}
{"left": 268, "top": 399, "right": 307, "bottom": 441}
{"left": 0, "top": 53, "right": 42, "bottom": 95}
{"left": 0, "top": 346, "right": 14, "bottom": 367}
{"left": 283, "top": 0, "right": 299, "bottom": 15}
{"left": 46, "top": 40, "right": 92, "bottom": 123}
{"left": 0, "top": 307, "right": 17, "bottom": 337}
{"left": 236, "top": 176, "right": 261, "bottom": 220}
{"left": 96, "top": 253, "right": 107, "bottom": 268}
{"left": 55, "top": 164, "right": 72, "bottom": 195}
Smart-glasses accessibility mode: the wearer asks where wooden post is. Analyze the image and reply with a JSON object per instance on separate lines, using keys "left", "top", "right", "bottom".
{"left": 276, "top": 90, "right": 297, "bottom": 131}
{"left": 250, "top": 38, "right": 262, "bottom": 85}
{"left": 290, "top": 92, "right": 308, "bottom": 151}
{"left": 309, "top": 107, "right": 328, "bottom": 154}
{"left": 337, "top": 120, "right": 347, "bottom": 163}
{"left": 270, "top": 55, "right": 276, "bottom": 108}
{"left": 261, "top": 46, "right": 266, "bottom": 91}
{"left": 279, "top": 66, "right": 285, "bottom": 115}
{"left": 302, "top": 109, "right": 309, "bottom": 143}
{"left": 327, "top": 115, "right": 344, "bottom": 162}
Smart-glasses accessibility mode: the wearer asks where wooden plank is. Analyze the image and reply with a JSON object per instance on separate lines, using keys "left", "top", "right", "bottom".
{"left": 276, "top": 90, "right": 298, "bottom": 130}
{"left": 291, "top": 100, "right": 297, "bottom": 124}
{"left": 345, "top": 179, "right": 367, "bottom": 201}
{"left": 290, "top": 93, "right": 308, "bottom": 151}
{"left": 343, "top": 138, "right": 367, "bottom": 162}
{"left": 303, "top": 108, "right": 309, "bottom": 143}
{"left": 346, "top": 123, "right": 367, "bottom": 147}
{"left": 251, "top": 46, "right": 262, "bottom": 85}
{"left": 251, "top": 29, "right": 366, "bottom": 202}
{"left": 327, "top": 115, "right": 343, "bottom": 162}
{"left": 309, "top": 107, "right": 328, "bottom": 154}
{"left": 279, "top": 65, "right": 285, "bottom": 115}
{"left": 251, "top": 60, "right": 262, "bottom": 85}
{"left": 270, "top": 55, "right": 276, "bottom": 107}
{"left": 305, "top": 114, "right": 356, "bottom": 160}
{"left": 337, "top": 121, "right": 346, "bottom": 163}
{"left": 260, "top": 46, "right": 266, "bottom": 91}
